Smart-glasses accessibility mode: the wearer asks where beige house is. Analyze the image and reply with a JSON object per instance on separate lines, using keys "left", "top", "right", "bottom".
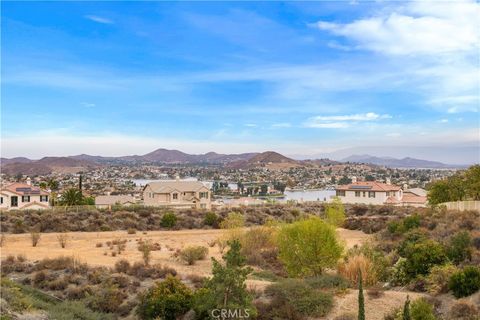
{"left": 0, "top": 181, "right": 50, "bottom": 211}
{"left": 143, "top": 180, "right": 211, "bottom": 209}
{"left": 335, "top": 181, "right": 403, "bottom": 205}
{"left": 95, "top": 195, "right": 137, "bottom": 209}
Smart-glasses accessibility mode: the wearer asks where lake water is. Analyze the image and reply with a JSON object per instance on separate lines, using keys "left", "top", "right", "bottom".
{"left": 130, "top": 179, "right": 335, "bottom": 203}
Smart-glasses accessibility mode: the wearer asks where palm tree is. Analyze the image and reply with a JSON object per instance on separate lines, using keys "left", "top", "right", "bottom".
{"left": 59, "top": 188, "right": 84, "bottom": 206}
{"left": 47, "top": 179, "right": 59, "bottom": 206}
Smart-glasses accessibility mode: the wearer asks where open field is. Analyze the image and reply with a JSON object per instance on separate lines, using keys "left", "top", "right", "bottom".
{"left": 1, "top": 227, "right": 370, "bottom": 278}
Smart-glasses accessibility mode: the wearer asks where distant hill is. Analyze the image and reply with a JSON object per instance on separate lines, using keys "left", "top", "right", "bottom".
{"left": 1, "top": 157, "right": 99, "bottom": 175}
{"left": 0, "top": 157, "right": 32, "bottom": 165}
{"left": 340, "top": 154, "right": 458, "bottom": 168}
{"left": 228, "top": 151, "right": 299, "bottom": 169}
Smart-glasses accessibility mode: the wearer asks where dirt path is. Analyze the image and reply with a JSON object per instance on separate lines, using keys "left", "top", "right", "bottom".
{"left": 1, "top": 228, "right": 370, "bottom": 278}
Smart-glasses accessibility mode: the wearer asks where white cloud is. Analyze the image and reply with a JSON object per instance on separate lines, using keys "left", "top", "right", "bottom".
{"left": 315, "top": 1, "right": 480, "bottom": 56}
{"left": 84, "top": 15, "right": 114, "bottom": 25}
{"left": 244, "top": 123, "right": 257, "bottom": 127}
{"left": 438, "top": 119, "right": 449, "bottom": 123}
{"left": 304, "top": 112, "right": 391, "bottom": 129}
{"left": 81, "top": 102, "right": 96, "bottom": 108}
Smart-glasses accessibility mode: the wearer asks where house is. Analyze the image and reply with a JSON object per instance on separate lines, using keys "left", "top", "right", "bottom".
{"left": 335, "top": 180, "right": 427, "bottom": 207}
{"left": 0, "top": 180, "right": 50, "bottom": 211}
{"left": 335, "top": 180, "right": 403, "bottom": 205}
{"left": 95, "top": 195, "right": 137, "bottom": 209}
{"left": 143, "top": 180, "right": 211, "bottom": 209}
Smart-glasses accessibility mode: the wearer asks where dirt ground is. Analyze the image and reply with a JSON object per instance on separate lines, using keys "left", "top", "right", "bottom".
{"left": 1, "top": 228, "right": 370, "bottom": 278}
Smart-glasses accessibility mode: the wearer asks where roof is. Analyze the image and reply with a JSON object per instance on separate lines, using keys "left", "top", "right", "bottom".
{"left": 145, "top": 180, "right": 208, "bottom": 194}
{"left": 2, "top": 183, "right": 49, "bottom": 196}
{"left": 95, "top": 195, "right": 136, "bottom": 205}
{"left": 405, "top": 188, "right": 427, "bottom": 197}
{"left": 401, "top": 192, "right": 428, "bottom": 204}
{"left": 336, "top": 181, "right": 402, "bottom": 192}
{"left": 385, "top": 196, "right": 401, "bottom": 204}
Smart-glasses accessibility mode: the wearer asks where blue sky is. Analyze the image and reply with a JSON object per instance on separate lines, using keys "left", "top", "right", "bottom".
{"left": 1, "top": 1, "right": 479, "bottom": 162}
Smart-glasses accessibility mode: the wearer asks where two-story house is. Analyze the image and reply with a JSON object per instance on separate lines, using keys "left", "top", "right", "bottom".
{"left": 335, "top": 181, "right": 403, "bottom": 205}
{"left": 0, "top": 181, "right": 50, "bottom": 211}
{"left": 143, "top": 180, "right": 211, "bottom": 209}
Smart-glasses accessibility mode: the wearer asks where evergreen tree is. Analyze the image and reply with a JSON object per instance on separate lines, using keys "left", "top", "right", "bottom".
{"left": 403, "top": 295, "right": 411, "bottom": 320}
{"left": 358, "top": 269, "right": 365, "bottom": 320}
{"left": 193, "top": 240, "right": 256, "bottom": 319}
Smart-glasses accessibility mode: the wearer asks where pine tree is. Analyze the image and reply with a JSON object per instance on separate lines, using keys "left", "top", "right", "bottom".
{"left": 403, "top": 295, "right": 411, "bottom": 320}
{"left": 358, "top": 269, "right": 365, "bottom": 320}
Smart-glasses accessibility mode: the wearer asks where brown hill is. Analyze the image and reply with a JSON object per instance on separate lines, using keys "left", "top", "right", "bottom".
{"left": 228, "top": 151, "right": 299, "bottom": 169}
{"left": 1, "top": 157, "right": 99, "bottom": 176}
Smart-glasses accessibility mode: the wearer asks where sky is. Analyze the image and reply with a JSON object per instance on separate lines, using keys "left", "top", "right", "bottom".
{"left": 1, "top": 1, "right": 479, "bottom": 163}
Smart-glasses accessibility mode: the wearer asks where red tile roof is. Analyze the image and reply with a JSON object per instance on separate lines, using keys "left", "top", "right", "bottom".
{"left": 336, "top": 181, "right": 402, "bottom": 192}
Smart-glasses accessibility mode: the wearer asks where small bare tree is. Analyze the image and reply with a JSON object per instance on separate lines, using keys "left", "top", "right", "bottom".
{"left": 31, "top": 230, "right": 41, "bottom": 247}
{"left": 57, "top": 232, "right": 69, "bottom": 248}
{"left": 138, "top": 241, "right": 152, "bottom": 266}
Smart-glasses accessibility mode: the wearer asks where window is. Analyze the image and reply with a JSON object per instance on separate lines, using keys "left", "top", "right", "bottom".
{"left": 200, "top": 204, "right": 207, "bottom": 209}
{"left": 355, "top": 191, "right": 361, "bottom": 197}
{"left": 386, "top": 192, "right": 390, "bottom": 197}
{"left": 0, "top": 197, "right": 3, "bottom": 204}
{"left": 368, "top": 191, "right": 375, "bottom": 198}
{"left": 336, "top": 190, "right": 345, "bottom": 197}
{"left": 200, "top": 192, "right": 208, "bottom": 199}
{"left": 173, "top": 193, "right": 178, "bottom": 200}
{"left": 40, "top": 195, "right": 48, "bottom": 202}
{"left": 22, "top": 196, "right": 30, "bottom": 202}
{"left": 363, "top": 192, "right": 366, "bottom": 197}
{"left": 11, "top": 196, "right": 18, "bottom": 207}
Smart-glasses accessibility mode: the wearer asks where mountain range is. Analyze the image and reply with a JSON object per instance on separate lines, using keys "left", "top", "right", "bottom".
{"left": 0, "top": 148, "right": 467, "bottom": 175}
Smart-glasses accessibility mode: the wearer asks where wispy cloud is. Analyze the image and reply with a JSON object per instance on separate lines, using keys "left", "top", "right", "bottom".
{"left": 271, "top": 123, "right": 291, "bottom": 128}
{"left": 81, "top": 102, "right": 96, "bottom": 108}
{"left": 244, "top": 123, "right": 257, "bottom": 127}
{"left": 304, "top": 112, "right": 391, "bottom": 129}
{"left": 84, "top": 15, "right": 114, "bottom": 25}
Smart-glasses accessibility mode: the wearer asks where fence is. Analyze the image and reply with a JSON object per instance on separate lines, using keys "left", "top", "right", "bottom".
{"left": 440, "top": 201, "right": 480, "bottom": 212}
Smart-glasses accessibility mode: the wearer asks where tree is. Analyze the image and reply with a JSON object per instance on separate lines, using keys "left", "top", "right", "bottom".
{"left": 428, "top": 165, "right": 480, "bottom": 204}
{"left": 260, "top": 184, "right": 268, "bottom": 195}
{"left": 59, "top": 188, "right": 83, "bottom": 206}
{"left": 403, "top": 239, "right": 447, "bottom": 277}
{"left": 193, "top": 240, "right": 256, "bottom": 319}
{"left": 277, "top": 217, "right": 344, "bottom": 277}
{"left": 427, "top": 180, "right": 451, "bottom": 205}
{"left": 137, "top": 275, "right": 192, "bottom": 320}
{"left": 403, "top": 296, "right": 411, "bottom": 320}
{"left": 338, "top": 176, "right": 352, "bottom": 185}
{"left": 447, "top": 231, "right": 472, "bottom": 265}
{"left": 465, "top": 165, "right": 480, "bottom": 200}
{"left": 325, "top": 197, "right": 346, "bottom": 227}
{"left": 358, "top": 269, "right": 365, "bottom": 320}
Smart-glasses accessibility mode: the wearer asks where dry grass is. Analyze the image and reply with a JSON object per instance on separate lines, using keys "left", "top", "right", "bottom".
{"left": 31, "top": 231, "right": 41, "bottom": 247}
{"left": 337, "top": 254, "right": 377, "bottom": 286}
{"left": 57, "top": 232, "right": 69, "bottom": 248}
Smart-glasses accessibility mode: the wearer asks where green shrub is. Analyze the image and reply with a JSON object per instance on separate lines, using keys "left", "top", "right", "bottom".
{"left": 447, "top": 231, "right": 472, "bottom": 265}
{"left": 277, "top": 217, "right": 343, "bottom": 277}
{"left": 391, "top": 258, "right": 410, "bottom": 286}
{"left": 179, "top": 246, "right": 208, "bottom": 265}
{"left": 160, "top": 213, "right": 177, "bottom": 229}
{"left": 48, "top": 301, "right": 113, "bottom": 320}
{"left": 449, "top": 266, "right": 480, "bottom": 298}
{"left": 402, "top": 215, "right": 421, "bottom": 231}
{"left": 265, "top": 279, "right": 333, "bottom": 318}
{"left": 86, "top": 282, "right": 126, "bottom": 313}
{"left": 426, "top": 263, "right": 458, "bottom": 295}
{"left": 403, "top": 239, "right": 447, "bottom": 277}
{"left": 203, "top": 212, "right": 219, "bottom": 227}
{"left": 410, "top": 298, "right": 436, "bottom": 320}
{"left": 136, "top": 275, "right": 192, "bottom": 320}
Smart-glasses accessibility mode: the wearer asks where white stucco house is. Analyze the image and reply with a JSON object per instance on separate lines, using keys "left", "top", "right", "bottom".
{"left": 143, "top": 180, "right": 211, "bottom": 209}
{"left": 335, "top": 181, "right": 427, "bottom": 207}
{"left": 0, "top": 181, "right": 50, "bottom": 211}
{"left": 95, "top": 195, "right": 137, "bottom": 209}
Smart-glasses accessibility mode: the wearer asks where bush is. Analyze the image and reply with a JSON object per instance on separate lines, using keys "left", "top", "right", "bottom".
{"left": 136, "top": 275, "right": 192, "bottom": 320}
{"left": 426, "top": 263, "right": 458, "bottom": 295}
{"left": 449, "top": 266, "right": 480, "bottom": 298}
{"left": 410, "top": 298, "right": 436, "bottom": 320}
{"left": 277, "top": 217, "right": 343, "bottom": 277}
{"left": 115, "top": 259, "right": 131, "bottom": 273}
{"left": 86, "top": 281, "right": 126, "bottom": 313}
{"left": 325, "top": 197, "right": 346, "bottom": 227}
{"left": 31, "top": 231, "right": 41, "bottom": 247}
{"left": 338, "top": 254, "right": 377, "bottom": 286}
{"left": 240, "top": 225, "right": 276, "bottom": 265}
{"left": 160, "top": 213, "right": 177, "bottom": 229}
{"left": 403, "top": 239, "right": 447, "bottom": 278}
{"left": 265, "top": 279, "right": 333, "bottom": 318}
{"left": 448, "top": 301, "right": 479, "bottom": 320}
{"left": 203, "top": 212, "right": 219, "bottom": 227}
{"left": 137, "top": 241, "right": 152, "bottom": 266}
{"left": 402, "top": 214, "right": 421, "bottom": 231}
{"left": 447, "top": 231, "right": 472, "bottom": 265}
{"left": 178, "top": 246, "right": 208, "bottom": 265}
{"left": 127, "top": 228, "right": 136, "bottom": 234}
{"left": 57, "top": 232, "right": 69, "bottom": 248}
